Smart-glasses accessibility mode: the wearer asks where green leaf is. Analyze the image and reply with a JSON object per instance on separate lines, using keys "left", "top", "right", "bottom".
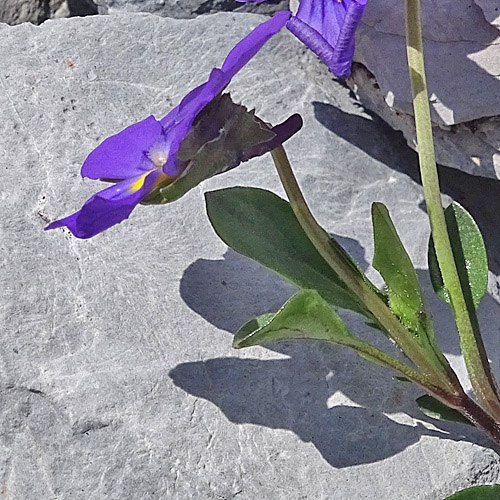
{"left": 444, "top": 485, "right": 500, "bottom": 500}
{"left": 428, "top": 202, "right": 488, "bottom": 309}
{"left": 416, "top": 394, "right": 471, "bottom": 426}
{"left": 237, "top": 314, "right": 275, "bottom": 339}
{"left": 236, "top": 291, "right": 430, "bottom": 385}
{"left": 372, "top": 202, "right": 425, "bottom": 334}
{"left": 205, "top": 187, "right": 367, "bottom": 315}
{"left": 234, "top": 290, "right": 366, "bottom": 350}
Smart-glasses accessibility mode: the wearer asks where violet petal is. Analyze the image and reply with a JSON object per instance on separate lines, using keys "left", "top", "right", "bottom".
{"left": 47, "top": 11, "right": 291, "bottom": 238}
{"left": 159, "top": 11, "right": 290, "bottom": 177}
{"left": 45, "top": 170, "right": 163, "bottom": 238}
{"left": 220, "top": 10, "right": 291, "bottom": 80}
{"left": 288, "top": 0, "right": 367, "bottom": 77}
{"left": 81, "top": 115, "right": 164, "bottom": 180}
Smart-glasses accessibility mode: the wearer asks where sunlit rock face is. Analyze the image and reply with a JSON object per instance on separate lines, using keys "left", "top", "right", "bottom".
{"left": 349, "top": 0, "right": 500, "bottom": 178}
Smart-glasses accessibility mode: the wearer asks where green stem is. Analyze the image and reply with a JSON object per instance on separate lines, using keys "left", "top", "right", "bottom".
{"left": 351, "top": 326, "right": 500, "bottom": 449}
{"left": 271, "top": 147, "right": 460, "bottom": 394}
{"left": 346, "top": 337, "right": 446, "bottom": 394}
{"left": 405, "top": 0, "right": 500, "bottom": 420}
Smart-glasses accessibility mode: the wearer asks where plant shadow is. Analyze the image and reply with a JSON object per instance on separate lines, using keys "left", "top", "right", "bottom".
{"left": 170, "top": 355, "right": 479, "bottom": 468}
{"left": 173, "top": 100, "right": 500, "bottom": 466}
{"left": 173, "top": 247, "right": 493, "bottom": 467}
{"left": 178, "top": 235, "right": 368, "bottom": 333}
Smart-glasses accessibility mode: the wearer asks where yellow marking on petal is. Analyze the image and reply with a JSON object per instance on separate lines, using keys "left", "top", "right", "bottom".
{"left": 128, "top": 172, "right": 150, "bottom": 194}
{"left": 128, "top": 170, "right": 176, "bottom": 196}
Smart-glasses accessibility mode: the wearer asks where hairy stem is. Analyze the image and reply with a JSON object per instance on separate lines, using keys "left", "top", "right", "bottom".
{"left": 459, "top": 396, "right": 500, "bottom": 448}
{"left": 271, "top": 146, "right": 460, "bottom": 394}
{"left": 345, "top": 336, "right": 449, "bottom": 394}
{"left": 405, "top": 0, "right": 500, "bottom": 420}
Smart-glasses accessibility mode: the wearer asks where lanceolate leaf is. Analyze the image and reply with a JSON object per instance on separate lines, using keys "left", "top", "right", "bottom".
{"left": 416, "top": 395, "right": 471, "bottom": 426}
{"left": 444, "top": 485, "right": 500, "bottom": 500}
{"left": 371, "top": 203, "right": 427, "bottom": 334}
{"left": 370, "top": 203, "right": 451, "bottom": 369}
{"left": 235, "top": 290, "right": 429, "bottom": 386}
{"left": 205, "top": 187, "right": 367, "bottom": 315}
{"left": 428, "top": 202, "right": 488, "bottom": 309}
{"left": 234, "top": 290, "right": 369, "bottom": 351}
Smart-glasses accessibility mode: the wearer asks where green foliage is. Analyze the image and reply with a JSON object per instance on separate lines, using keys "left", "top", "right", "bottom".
{"left": 443, "top": 485, "right": 500, "bottom": 499}
{"left": 416, "top": 395, "right": 471, "bottom": 426}
{"left": 234, "top": 289, "right": 367, "bottom": 352}
{"left": 372, "top": 202, "right": 425, "bottom": 333}
{"left": 205, "top": 187, "right": 367, "bottom": 315}
{"left": 371, "top": 202, "right": 446, "bottom": 366}
{"left": 428, "top": 202, "right": 488, "bottom": 309}
{"left": 236, "top": 314, "right": 275, "bottom": 340}
{"left": 235, "top": 291, "right": 439, "bottom": 401}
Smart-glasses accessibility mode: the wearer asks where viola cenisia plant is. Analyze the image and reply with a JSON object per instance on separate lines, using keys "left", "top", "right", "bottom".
{"left": 45, "top": 1, "right": 500, "bottom": 497}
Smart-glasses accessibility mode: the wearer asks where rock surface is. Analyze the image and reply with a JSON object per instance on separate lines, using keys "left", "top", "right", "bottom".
{"left": 0, "top": 0, "right": 98, "bottom": 25}
{"left": 474, "top": 0, "right": 500, "bottom": 28}
{"left": 101, "top": 0, "right": 289, "bottom": 18}
{"left": 347, "top": 64, "right": 500, "bottom": 179}
{"left": 355, "top": 0, "right": 500, "bottom": 127}
{"left": 2, "top": 11, "right": 500, "bottom": 499}
{"left": 350, "top": 0, "right": 500, "bottom": 179}
{"left": 0, "top": 0, "right": 61, "bottom": 24}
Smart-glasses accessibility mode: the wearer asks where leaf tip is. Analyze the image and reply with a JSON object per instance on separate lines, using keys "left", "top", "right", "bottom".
{"left": 232, "top": 332, "right": 248, "bottom": 349}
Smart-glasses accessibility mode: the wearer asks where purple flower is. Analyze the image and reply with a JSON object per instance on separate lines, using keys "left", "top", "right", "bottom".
{"left": 46, "top": 11, "right": 294, "bottom": 239}
{"left": 237, "top": 0, "right": 367, "bottom": 77}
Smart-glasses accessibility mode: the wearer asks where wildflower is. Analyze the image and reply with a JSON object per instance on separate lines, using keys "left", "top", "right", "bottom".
{"left": 237, "top": 0, "right": 368, "bottom": 77}
{"left": 46, "top": 11, "right": 301, "bottom": 238}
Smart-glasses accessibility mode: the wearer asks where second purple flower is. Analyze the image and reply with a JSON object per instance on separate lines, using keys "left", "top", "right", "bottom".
{"left": 237, "top": 0, "right": 368, "bottom": 77}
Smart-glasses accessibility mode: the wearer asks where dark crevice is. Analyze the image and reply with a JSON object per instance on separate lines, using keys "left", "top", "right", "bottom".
{"left": 193, "top": 0, "right": 287, "bottom": 16}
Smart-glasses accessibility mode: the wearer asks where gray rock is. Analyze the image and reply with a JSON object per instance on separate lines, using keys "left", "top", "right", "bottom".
{"left": 355, "top": 0, "right": 500, "bottom": 127}
{"left": 350, "top": 0, "right": 500, "bottom": 178}
{"left": 0, "top": 0, "right": 52, "bottom": 25}
{"left": 347, "top": 63, "right": 500, "bottom": 179}
{"left": 0, "top": 0, "right": 98, "bottom": 25}
{"left": 102, "top": 0, "right": 289, "bottom": 19}
{"left": 2, "top": 11, "right": 500, "bottom": 499}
